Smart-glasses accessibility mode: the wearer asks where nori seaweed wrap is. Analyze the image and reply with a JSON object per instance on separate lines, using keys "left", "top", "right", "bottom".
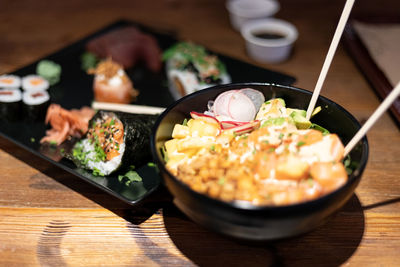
{"left": 0, "top": 89, "right": 22, "bottom": 121}
{"left": 22, "top": 90, "right": 50, "bottom": 122}
{"left": 70, "top": 110, "right": 157, "bottom": 176}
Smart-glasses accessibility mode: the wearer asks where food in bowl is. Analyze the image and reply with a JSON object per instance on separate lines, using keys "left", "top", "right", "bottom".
{"left": 163, "top": 88, "right": 348, "bottom": 206}
{"left": 152, "top": 83, "right": 368, "bottom": 240}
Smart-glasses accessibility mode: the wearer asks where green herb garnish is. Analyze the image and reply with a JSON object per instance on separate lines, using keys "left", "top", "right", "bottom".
{"left": 297, "top": 141, "right": 306, "bottom": 147}
{"left": 92, "top": 167, "right": 105, "bottom": 177}
{"left": 343, "top": 155, "right": 359, "bottom": 175}
{"left": 118, "top": 166, "right": 143, "bottom": 186}
{"left": 81, "top": 52, "right": 99, "bottom": 71}
{"left": 49, "top": 140, "right": 57, "bottom": 146}
{"left": 162, "top": 42, "right": 226, "bottom": 82}
{"left": 310, "top": 123, "right": 330, "bottom": 136}
{"left": 161, "top": 146, "right": 169, "bottom": 162}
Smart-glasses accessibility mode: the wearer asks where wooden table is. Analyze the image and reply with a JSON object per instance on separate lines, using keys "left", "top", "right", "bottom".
{"left": 1, "top": 0, "right": 399, "bottom": 266}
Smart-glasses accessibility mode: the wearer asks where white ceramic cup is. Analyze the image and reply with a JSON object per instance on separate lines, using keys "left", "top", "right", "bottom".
{"left": 241, "top": 18, "right": 298, "bottom": 63}
{"left": 226, "top": 0, "right": 280, "bottom": 31}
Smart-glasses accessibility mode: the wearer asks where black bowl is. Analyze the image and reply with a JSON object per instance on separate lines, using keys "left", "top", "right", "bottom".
{"left": 150, "top": 83, "right": 369, "bottom": 240}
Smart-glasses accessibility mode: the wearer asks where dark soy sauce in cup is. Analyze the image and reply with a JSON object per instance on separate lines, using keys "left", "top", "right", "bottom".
{"left": 252, "top": 31, "right": 286, "bottom": 40}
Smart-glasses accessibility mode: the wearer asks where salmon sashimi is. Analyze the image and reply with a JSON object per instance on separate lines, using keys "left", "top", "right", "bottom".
{"left": 88, "top": 58, "right": 139, "bottom": 104}
{"left": 40, "top": 104, "right": 95, "bottom": 145}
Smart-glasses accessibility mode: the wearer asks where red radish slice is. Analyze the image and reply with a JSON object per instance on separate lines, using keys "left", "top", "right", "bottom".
{"left": 190, "top": 111, "right": 221, "bottom": 127}
{"left": 220, "top": 120, "right": 248, "bottom": 129}
{"left": 225, "top": 120, "right": 260, "bottom": 135}
{"left": 227, "top": 91, "right": 256, "bottom": 122}
{"left": 213, "top": 90, "right": 238, "bottom": 118}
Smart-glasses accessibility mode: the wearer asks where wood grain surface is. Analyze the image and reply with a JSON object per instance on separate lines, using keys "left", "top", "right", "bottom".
{"left": 1, "top": 0, "right": 399, "bottom": 266}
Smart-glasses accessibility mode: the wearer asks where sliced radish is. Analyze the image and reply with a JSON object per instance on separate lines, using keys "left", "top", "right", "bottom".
{"left": 190, "top": 111, "right": 221, "bottom": 127}
{"left": 227, "top": 91, "right": 256, "bottom": 122}
{"left": 227, "top": 120, "right": 260, "bottom": 135}
{"left": 220, "top": 120, "right": 248, "bottom": 129}
{"left": 213, "top": 90, "right": 238, "bottom": 118}
{"left": 240, "top": 88, "right": 265, "bottom": 111}
{"left": 213, "top": 89, "right": 263, "bottom": 122}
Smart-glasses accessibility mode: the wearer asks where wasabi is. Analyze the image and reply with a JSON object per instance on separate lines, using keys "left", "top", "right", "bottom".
{"left": 36, "top": 60, "right": 62, "bottom": 85}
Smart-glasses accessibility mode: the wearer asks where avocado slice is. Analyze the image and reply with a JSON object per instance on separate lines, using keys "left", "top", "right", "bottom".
{"left": 288, "top": 109, "right": 311, "bottom": 129}
{"left": 286, "top": 108, "right": 306, "bottom": 117}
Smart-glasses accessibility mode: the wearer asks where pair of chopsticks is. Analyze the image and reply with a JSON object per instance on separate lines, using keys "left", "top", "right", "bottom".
{"left": 305, "top": 0, "right": 400, "bottom": 157}
{"left": 93, "top": 0, "right": 399, "bottom": 158}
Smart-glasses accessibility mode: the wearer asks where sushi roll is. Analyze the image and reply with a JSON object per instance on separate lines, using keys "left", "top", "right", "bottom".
{"left": 22, "top": 90, "right": 50, "bottom": 122}
{"left": 0, "top": 88, "right": 22, "bottom": 121}
{"left": 88, "top": 58, "right": 139, "bottom": 104}
{"left": 163, "top": 42, "right": 231, "bottom": 100}
{"left": 22, "top": 75, "right": 49, "bottom": 92}
{"left": 0, "top": 75, "right": 21, "bottom": 89}
{"left": 70, "top": 111, "right": 156, "bottom": 176}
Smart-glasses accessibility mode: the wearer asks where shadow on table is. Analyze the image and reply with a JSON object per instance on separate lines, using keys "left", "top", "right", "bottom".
{"left": 0, "top": 136, "right": 388, "bottom": 266}
{"left": 158, "top": 195, "right": 365, "bottom": 267}
{"left": 0, "top": 136, "right": 160, "bottom": 224}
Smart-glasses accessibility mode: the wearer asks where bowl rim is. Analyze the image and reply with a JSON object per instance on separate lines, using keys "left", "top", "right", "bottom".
{"left": 150, "top": 82, "right": 369, "bottom": 212}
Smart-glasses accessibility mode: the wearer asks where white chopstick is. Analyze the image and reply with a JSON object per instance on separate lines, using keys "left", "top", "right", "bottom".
{"left": 306, "top": 0, "right": 355, "bottom": 120}
{"left": 91, "top": 101, "right": 166, "bottom": 115}
{"left": 344, "top": 81, "right": 400, "bottom": 157}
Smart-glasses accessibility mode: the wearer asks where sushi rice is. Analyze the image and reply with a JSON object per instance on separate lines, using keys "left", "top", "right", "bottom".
{"left": 0, "top": 88, "right": 22, "bottom": 102}
{"left": 22, "top": 90, "right": 49, "bottom": 105}
{"left": 22, "top": 75, "right": 49, "bottom": 92}
{"left": 74, "top": 137, "right": 126, "bottom": 176}
{"left": 0, "top": 75, "right": 21, "bottom": 89}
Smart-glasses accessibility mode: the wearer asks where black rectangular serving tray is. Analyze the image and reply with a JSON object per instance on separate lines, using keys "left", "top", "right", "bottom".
{"left": 0, "top": 20, "right": 296, "bottom": 205}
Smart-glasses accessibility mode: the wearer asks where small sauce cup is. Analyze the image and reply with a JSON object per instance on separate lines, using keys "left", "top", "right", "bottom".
{"left": 241, "top": 18, "right": 298, "bottom": 63}
{"left": 226, "top": 0, "right": 280, "bottom": 31}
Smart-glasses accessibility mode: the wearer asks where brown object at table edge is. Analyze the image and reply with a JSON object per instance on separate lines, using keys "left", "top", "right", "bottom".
{"left": 343, "top": 16, "right": 400, "bottom": 128}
